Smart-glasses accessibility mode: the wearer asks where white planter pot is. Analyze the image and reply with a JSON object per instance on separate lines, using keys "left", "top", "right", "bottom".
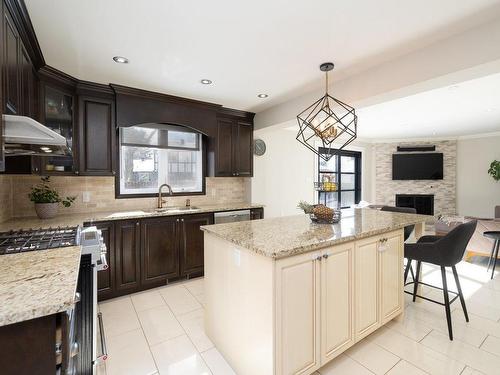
{"left": 35, "top": 202, "right": 59, "bottom": 219}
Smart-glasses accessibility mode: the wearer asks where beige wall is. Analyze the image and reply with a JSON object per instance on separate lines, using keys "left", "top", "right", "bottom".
{"left": 251, "top": 124, "right": 373, "bottom": 218}
{"left": 457, "top": 134, "right": 500, "bottom": 218}
{"left": 2, "top": 176, "right": 250, "bottom": 219}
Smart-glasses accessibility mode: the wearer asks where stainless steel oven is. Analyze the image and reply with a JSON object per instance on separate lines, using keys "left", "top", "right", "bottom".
{"left": 75, "top": 226, "right": 108, "bottom": 375}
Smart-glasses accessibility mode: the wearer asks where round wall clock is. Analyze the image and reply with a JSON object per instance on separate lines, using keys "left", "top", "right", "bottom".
{"left": 253, "top": 139, "right": 266, "bottom": 156}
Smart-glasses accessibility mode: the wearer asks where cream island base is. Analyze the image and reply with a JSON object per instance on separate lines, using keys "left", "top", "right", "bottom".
{"left": 201, "top": 209, "right": 428, "bottom": 375}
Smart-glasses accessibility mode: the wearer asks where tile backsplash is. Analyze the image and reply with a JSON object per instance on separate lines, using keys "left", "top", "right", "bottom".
{"left": 0, "top": 175, "right": 13, "bottom": 223}
{"left": 1, "top": 176, "right": 251, "bottom": 220}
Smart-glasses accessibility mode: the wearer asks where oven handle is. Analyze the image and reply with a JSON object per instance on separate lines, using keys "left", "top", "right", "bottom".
{"left": 97, "top": 252, "right": 108, "bottom": 271}
{"left": 96, "top": 312, "right": 108, "bottom": 362}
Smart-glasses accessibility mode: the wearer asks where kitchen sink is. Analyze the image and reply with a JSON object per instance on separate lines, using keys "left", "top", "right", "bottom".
{"left": 154, "top": 206, "right": 201, "bottom": 212}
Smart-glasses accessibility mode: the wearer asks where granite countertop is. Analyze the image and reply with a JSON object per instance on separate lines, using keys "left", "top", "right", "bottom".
{"left": 0, "top": 246, "right": 81, "bottom": 327}
{"left": 0, "top": 203, "right": 264, "bottom": 232}
{"left": 201, "top": 208, "right": 430, "bottom": 259}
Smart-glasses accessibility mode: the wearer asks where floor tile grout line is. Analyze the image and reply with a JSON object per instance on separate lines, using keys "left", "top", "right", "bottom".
{"left": 343, "top": 351, "right": 381, "bottom": 374}
{"left": 157, "top": 282, "right": 215, "bottom": 374}
{"left": 371, "top": 340, "right": 431, "bottom": 375}
{"left": 383, "top": 358, "right": 401, "bottom": 375}
{"left": 129, "top": 294, "right": 161, "bottom": 374}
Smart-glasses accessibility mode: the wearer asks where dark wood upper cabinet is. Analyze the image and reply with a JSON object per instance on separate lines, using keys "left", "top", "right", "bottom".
{"left": 3, "top": 6, "right": 20, "bottom": 115}
{"left": 234, "top": 121, "right": 253, "bottom": 177}
{"left": 115, "top": 219, "right": 141, "bottom": 293}
{"left": 141, "top": 216, "right": 180, "bottom": 286}
{"left": 78, "top": 96, "right": 115, "bottom": 176}
{"left": 180, "top": 213, "right": 213, "bottom": 277}
{"left": 215, "top": 118, "right": 234, "bottom": 177}
{"left": 215, "top": 116, "right": 254, "bottom": 177}
{"left": 93, "top": 221, "right": 115, "bottom": 300}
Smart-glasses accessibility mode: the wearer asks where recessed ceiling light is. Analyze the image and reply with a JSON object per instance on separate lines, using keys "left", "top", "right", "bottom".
{"left": 113, "top": 56, "right": 129, "bottom": 64}
{"left": 257, "top": 94, "right": 269, "bottom": 98}
{"left": 200, "top": 79, "right": 212, "bottom": 85}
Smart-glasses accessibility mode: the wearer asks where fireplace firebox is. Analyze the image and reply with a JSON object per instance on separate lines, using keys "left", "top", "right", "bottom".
{"left": 395, "top": 194, "right": 434, "bottom": 215}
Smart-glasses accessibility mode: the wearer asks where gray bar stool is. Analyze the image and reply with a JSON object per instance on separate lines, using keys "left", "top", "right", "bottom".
{"left": 484, "top": 231, "right": 500, "bottom": 279}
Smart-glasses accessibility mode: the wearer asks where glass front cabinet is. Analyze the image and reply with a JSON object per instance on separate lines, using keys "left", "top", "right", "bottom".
{"left": 39, "top": 83, "right": 77, "bottom": 174}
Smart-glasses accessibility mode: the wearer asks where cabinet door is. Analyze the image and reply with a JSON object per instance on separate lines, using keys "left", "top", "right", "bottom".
{"left": 40, "top": 84, "right": 76, "bottom": 174}
{"left": 20, "top": 45, "right": 36, "bottom": 117}
{"left": 321, "top": 244, "right": 354, "bottom": 363}
{"left": 354, "top": 236, "right": 380, "bottom": 340}
{"left": 3, "top": 8, "right": 20, "bottom": 115}
{"left": 115, "top": 220, "right": 141, "bottom": 293}
{"left": 180, "top": 213, "right": 213, "bottom": 277}
{"left": 234, "top": 121, "right": 253, "bottom": 177}
{"left": 276, "top": 252, "right": 320, "bottom": 375}
{"left": 141, "top": 216, "right": 179, "bottom": 286}
{"left": 215, "top": 119, "right": 234, "bottom": 176}
{"left": 79, "top": 97, "right": 115, "bottom": 175}
{"left": 380, "top": 231, "right": 404, "bottom": 323}
{"left": 94, "top": 222, "right": 115, "bottom": 301}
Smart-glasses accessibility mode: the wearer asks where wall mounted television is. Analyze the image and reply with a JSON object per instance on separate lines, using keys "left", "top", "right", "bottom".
{"left": 392, "top": 153, "right": 443, "bottom": 180}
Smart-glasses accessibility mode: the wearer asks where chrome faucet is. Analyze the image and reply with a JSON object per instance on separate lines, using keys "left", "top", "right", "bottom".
{"left": 158, "top": 184, "right": 173, "bottom": 209}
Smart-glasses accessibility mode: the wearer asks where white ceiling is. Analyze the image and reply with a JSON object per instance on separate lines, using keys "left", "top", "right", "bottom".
{"left": 26, "top": 0, "right": 500, "bottom": 113}
{"left": 357, "top": 72, "right": 500, "bottom": 139}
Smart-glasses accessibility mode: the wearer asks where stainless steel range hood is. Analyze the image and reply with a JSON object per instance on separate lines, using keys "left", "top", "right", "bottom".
{"left": 3, "top": 114, "right": 70, "bottom": 156}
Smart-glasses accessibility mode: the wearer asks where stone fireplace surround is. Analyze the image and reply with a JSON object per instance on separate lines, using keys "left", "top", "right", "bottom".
{"left": 374, "top": 140, "right": 456, "bottom": 217}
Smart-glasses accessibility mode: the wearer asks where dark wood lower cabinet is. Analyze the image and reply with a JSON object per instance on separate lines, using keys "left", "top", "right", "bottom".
{"left": 94, "top": 208, "right": 262, "bottom": 300}
{"left": 115, "top": 219, "right": 141, "bottom": 294}
{"left": 141, "top": 216, "right": 179, "bottom": 287}
{"left": 0, "top": 314, "right": 57, "bottom": 375}
{"left": 250, "top": 207, "right": 264, "bottom": 220}
{"left": 180, "top": 213, "right": 214, "bottom": 277}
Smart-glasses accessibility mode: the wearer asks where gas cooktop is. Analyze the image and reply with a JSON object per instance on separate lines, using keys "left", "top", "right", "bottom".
{"left": 0, "top": 226, "right": 80, "bottom": 255}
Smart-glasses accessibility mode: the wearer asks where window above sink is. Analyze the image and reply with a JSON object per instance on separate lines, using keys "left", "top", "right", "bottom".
{"left": 118, "top": 124, "right": 205, "bottom": 198}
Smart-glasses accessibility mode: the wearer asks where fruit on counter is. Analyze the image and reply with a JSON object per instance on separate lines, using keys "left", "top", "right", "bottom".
{"left": 312, "top": 204, "right": 334, "bottom": 221}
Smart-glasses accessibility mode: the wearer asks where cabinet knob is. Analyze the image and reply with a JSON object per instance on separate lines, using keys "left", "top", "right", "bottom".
{"left": 112, "top": 171, "right": 116, "bottom": 175}
{"left": 136, "top": 222, "right": 139, "bottom": 226}
{"left": 181, "top": 218, "right": 184, "bottom": 222}
{"left": 75, "top": 170, "right": 79, "bottom": 175}
{"left": 323, "top": 254, "right": 329, "bottom": 259}
{"left": 316, "top": 255, "right": 323, "bottom": 261}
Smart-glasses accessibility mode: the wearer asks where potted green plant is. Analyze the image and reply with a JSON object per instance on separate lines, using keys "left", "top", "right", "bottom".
{"left": 29, "top": 176, "right": 76, "bottom": 219}
{"left": 488, "top": 160, "right": 500, "bottom": 182}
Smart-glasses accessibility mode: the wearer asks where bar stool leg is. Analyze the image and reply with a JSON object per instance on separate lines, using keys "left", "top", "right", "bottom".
{"left": 492, "top": 240, "right": 500, "bottom": 280}
{"left": 404, "top": 259, "right": 413, "bottom": 284}
{"left": 452, "top": 265, "right": 469, "bottom": 322}
{"left": 488, "top": 240, "right": 496, "bottom": 271}
{"left": 413, "top": 261, "right": 421, "bottom": 302}
{"left": 441, "top": 266, "right": 453, "bottom": 340}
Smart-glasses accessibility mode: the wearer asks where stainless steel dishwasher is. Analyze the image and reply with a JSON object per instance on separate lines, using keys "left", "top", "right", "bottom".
{"left": 214, "top": 210, "right": 251, "bottom": 224}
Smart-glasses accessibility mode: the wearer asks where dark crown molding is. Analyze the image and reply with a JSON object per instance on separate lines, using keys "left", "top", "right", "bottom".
{"left": 5, "top": 0, "right": 45, "bottom": 69}
{"left": 217, "top": 106, "right": 255, "bottom": 121}
{"left": 110, "top": 84, "right": 223, "bottom": 111}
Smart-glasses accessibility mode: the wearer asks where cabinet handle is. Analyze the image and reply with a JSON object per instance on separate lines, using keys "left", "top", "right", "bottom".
{"left": 323, "top": 254, "right": 329, "bottom": 259}
{"left": 316, "top": 255, "right": 323, "bottom": 261}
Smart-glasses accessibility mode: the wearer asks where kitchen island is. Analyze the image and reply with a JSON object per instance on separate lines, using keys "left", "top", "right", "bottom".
{"left": 201, "top": 208, "right": 429, "bottom": 375}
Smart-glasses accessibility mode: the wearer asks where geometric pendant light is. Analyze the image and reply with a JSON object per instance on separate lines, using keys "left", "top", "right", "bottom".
{"left": 296, "top": 62, "right": 357, "bottom": 161}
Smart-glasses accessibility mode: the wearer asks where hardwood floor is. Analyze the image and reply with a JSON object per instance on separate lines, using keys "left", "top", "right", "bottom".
{"left": 97, "top": 260, "right": 500, "bottom": 375}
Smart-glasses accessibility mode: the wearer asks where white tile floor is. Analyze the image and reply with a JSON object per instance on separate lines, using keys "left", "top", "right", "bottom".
{"left": 97, "top": 261, "right": 500, "bottom": 375}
